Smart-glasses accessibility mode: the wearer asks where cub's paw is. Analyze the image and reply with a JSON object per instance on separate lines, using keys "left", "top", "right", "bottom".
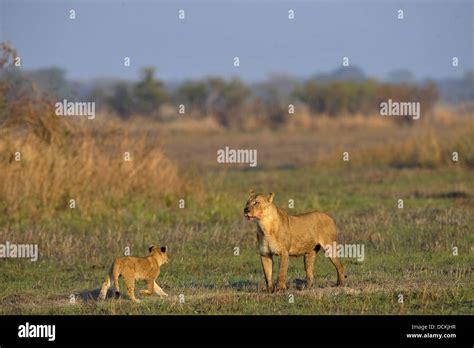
{"left": 139, "top": 290, "right": 152, "bottom": 297}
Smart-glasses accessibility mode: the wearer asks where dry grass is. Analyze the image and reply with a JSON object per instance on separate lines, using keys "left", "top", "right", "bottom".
{"left": 153, "top": 106, "right": 474, "bottom": 171}
{"left": 0, "top": 101, "right": 185, "bottom": 219}
{"left": 319, "top": 128, "right": 474, "bottom": 169}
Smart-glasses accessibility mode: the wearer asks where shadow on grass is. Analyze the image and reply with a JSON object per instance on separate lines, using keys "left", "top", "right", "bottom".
{"left": 228, "top": 280, "right": 260, "bottom": 292}
{"left": 293, "top": 278, "right": 308, "bottom": 290}
{"left": 76, "top": 278, "right": 329, "bottom": 302}
{"left": 77, "top": 288, "right": 118, "bottom": 303}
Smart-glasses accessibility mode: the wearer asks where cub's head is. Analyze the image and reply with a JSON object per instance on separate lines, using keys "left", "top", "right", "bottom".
{"left": 243, "top": 190, "right": 275, "bottom": 221}
{"left": 148, "top": 245, "right": 169, "bottom": 266}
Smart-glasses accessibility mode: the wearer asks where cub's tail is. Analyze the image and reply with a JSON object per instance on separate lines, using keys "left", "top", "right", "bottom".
{"left": 99, "top": 262, "right": 120, "bottom": 300}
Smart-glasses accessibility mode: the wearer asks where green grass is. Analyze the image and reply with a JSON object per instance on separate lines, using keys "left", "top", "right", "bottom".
{"left": 0, "top": 165, "right": 472, "bottom": 315}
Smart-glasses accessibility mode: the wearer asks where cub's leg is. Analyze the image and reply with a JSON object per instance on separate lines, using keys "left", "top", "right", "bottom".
{"left": 304, "top": 251, "right": 315, "bottom": 289}
{"left": 140, "top": 279, "right": 155, "bottom": 297}
{"left": 276, "top": 252, "right": 289, "bottom": 291}
{"left": 99, "top": 270, "right": 112, "bottom": 300}
{"left": 260, "top": 255, "right": 273, "bottom": 293}
{"left": 123, "top": 275, "right": 140, "bottom": 302}
{"left": 112, "top": 264, "right": 121, "bottom": 298}
{"left": 153, "top": 281, "right": 168, "bottom": 297}
{"left": 328, "top": 255, "right": 345, "bottom": 286}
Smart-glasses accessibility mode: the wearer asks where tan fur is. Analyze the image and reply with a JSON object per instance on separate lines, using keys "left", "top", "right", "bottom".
{"left": 99, "top": 245, "right": 169, "bottom": 302}
{"left": 244, "top": 190, "right": 345, "bottom": 292}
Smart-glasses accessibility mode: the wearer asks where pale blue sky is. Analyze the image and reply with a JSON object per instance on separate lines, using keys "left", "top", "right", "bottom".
{"left": 1, "top": 0, "right": 473, "bottom": 81}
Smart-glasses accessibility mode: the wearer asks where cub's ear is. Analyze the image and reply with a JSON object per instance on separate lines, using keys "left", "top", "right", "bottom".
{"left": 267, "top": 192, "right": 275, "bottom": 203}
{"left": 148, "top": 245, "right": 154, "bottom": 253}
{"left": 249, "top": 189, "right": 255, "bottom": 198}
{"left": 161, "top": 246, "right": 167, "bottom": 253}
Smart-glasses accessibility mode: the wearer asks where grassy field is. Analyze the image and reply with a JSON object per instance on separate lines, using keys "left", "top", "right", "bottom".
{"left": 0, "top": 111, "right": 473, "bottom": 315}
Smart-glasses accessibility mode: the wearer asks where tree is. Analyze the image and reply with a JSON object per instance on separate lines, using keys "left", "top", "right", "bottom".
{"left": 108, "top": 82, "right": 135, "bottom": 119}
{"left": 175, "top": 80, "right": 209, "bottom": 116}
{"left": 133, "top": 68, "right": 168, "bottom": 117}
{"left": 205, "top": 77, "right": 251, "bottom": 128}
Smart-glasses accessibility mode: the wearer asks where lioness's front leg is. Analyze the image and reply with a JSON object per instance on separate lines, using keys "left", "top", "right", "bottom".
{"left": 304, "top": 251, "right": 315, "bottom": 289}
{"left": 260, "top": 255, "right": 273, "bottom": 293}
{"left": 277, "top": 252, "right": 289, "bottom": 291}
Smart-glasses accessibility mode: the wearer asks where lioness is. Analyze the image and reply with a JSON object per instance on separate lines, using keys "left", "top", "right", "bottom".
{"left": 244, "top": 190, "right": 345, "bottom": 292}
{"left": 99, "top": 245, "right": 169, "bottom": 302}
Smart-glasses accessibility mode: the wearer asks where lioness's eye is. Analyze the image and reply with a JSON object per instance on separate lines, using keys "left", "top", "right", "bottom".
{"left": 253, "top": 201, "right": 258, "bottom": 205}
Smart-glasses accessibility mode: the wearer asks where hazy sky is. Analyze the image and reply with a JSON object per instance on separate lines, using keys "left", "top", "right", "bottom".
{"left": 1, "top": 0, "right": 473, "bottom": 81}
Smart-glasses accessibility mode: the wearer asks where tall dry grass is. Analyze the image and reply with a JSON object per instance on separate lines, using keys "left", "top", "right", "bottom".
{"left": 308, "top": 108, "right": 474, "bottom": 169}
{"left": 0, "top": 98, "right": 185, "bottom": 220}
{"left": 316, "top": 129, "right": 474, "bottom": 169}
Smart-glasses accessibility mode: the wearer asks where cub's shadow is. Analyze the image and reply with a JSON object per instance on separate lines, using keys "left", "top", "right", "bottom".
{"left": 76, "top": 288, "right": 117, "bottom": 303}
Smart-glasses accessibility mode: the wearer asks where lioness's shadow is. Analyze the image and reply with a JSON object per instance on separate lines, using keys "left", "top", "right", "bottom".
{"left": 229, "top": 280, "right": 259, "bottom": 292}
{"left": 292, "top": 278, "right": 308, "bottom": 290}
{"left": 292, "top": 278, "right": 328, "bottom": 290}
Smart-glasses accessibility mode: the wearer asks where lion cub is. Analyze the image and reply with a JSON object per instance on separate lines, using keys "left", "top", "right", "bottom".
{"left": 99, "top": 245, "right": 169, "bottom": 302}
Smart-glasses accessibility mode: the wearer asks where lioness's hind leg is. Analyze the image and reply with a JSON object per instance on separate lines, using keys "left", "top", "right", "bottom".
{"left": 304, "top": 252, "right": 315, "bottom": 289}
{"left": 328, "top": 256, "right": 345, "bottom": 286}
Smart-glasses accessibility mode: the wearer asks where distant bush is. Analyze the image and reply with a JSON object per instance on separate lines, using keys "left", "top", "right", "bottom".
{"left": 294, "top": 79, "right": 439, "bottom": 119}
{"left": 174, "top": 79, "right": 210, "bottom": 117}
{"left": 108, "top": 67, "right": 169, "bottom": 119}
{"left": 2, "top": 41, "right": 445, "bottom": 130}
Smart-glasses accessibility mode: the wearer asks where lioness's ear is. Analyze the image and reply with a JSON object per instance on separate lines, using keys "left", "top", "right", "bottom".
{"left": 267, "top": 192, "right": 275, "bottom": 203}
{"left": 161, "top": 246, "right": 166, "bottom": 253}
{"left": 148, "top": 245, "right": 153, "bottom": 253}
{"left": 249, "top": 189, "right": 255, "bottom": 198}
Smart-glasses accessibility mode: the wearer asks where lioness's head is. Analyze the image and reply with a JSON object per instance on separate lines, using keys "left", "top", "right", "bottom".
{"left": 244, "top": 190, "right": 275, "bottom": 221}
{"left": 148, "top": 245, "right": 169, "bottom": 265}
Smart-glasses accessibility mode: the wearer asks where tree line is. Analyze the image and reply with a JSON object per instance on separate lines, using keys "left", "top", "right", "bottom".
{"left": 3, "top": 62, "right": 443, "bottom": 128}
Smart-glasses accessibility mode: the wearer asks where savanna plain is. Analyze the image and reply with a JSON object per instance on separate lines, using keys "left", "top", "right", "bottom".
{"left": 1, "top": 105, "right": 473, "bottom": 315}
